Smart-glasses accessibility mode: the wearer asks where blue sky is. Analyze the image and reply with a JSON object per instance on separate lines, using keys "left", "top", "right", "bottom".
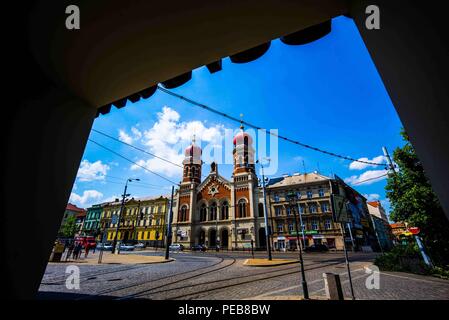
{"left": 70, "top": 16, "right": 404, "bottom": 218}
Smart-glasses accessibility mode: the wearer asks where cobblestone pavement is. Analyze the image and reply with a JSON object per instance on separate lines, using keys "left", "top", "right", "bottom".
{"left": 38, "top": 251, "right": 449, "bottom": 300}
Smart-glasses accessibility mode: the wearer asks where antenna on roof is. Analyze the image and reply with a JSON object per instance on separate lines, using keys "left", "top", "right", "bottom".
{"left": 302, "top": 160, "right": 306, "bottom": 174}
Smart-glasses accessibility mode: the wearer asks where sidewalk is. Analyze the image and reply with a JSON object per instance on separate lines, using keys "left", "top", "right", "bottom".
{"left": 50, "top": 252, "right": 174, "bottom": 265}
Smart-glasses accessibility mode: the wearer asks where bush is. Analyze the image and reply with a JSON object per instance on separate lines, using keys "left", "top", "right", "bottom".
{"left": 374, "top": 244, "right": 430, "bottom": 274}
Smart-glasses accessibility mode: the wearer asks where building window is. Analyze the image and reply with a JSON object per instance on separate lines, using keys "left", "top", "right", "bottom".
{"left": 179, "top": 205, "right": 188, "bottom": 222}
{"left": 274, "top": 194, "right": 280, "bottom": 203}
{"left": 258, "top": 203, "right": 264, "bottom": 218}
{"left": 311, "top": 220, "right": 319, "bottom": 230}
{"left": 277, "top": 224, "right": 284, "bottom": 233}
{"left": 221, "top": 201, "right": 229, "bottom": 220}
{"left": 310, "top": 204, "right": 317, "bottom": 213}
{"left": 318, "top": 188, "right": 325, "bottom": 197}
{"left": 299, "top": 205, "right": 305, "bottom": 214}
{"left": 275, "top": 206, "right": 282, "bottom": 216}
{"left": 296, "top": 191, "right": 301, "bottom": 199}
{"left": 200, "top": 204, "right": 207, "bottom": 222}
{"left": 286, "top": 207, "right": 293, "bottom": 216}
{"left": 238, "top": 199, "right": 247, "bottom": 218}
{"left": 307, "top": 191, "right": 313, "bottom": 199}
{"left": 210, "top": 202, "right": 217, "bottom": 220}
{"left": 325, "top": 219, "right": 332, "bottom": 230}
{"left": 321, "top": 203, "right": 329, "bottom": 213}
{"left": 288, "top": 224, "right": 294, "bottom": 233}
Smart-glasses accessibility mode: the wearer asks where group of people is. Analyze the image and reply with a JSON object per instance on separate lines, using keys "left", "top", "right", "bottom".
{"left": 64, "top": 241, "right": 94, "bottom": 261}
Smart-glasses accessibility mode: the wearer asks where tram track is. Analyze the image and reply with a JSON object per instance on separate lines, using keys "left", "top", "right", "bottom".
{"left": 80, "top": 256, "right": 236, "bottom": 299}
{"left": 120, "top": 259, "right": 346, "bottom": 300}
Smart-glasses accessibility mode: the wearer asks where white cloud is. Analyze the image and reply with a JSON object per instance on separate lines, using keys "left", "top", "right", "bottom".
{"left": 69, "top": 190, "right": 103, "bottom": 207}
{"left": 363, "top": 193, "right": 380, "bottom": 201}
{"left": 118, "top": 129, "right": 133, "bottom": 144}
{"left": 128, "top": 106, "right": 229, "bottom": 177}
{"left": 344, "top": 169, "right": 388, "bottom": 186}
{"left": 349, "top": 155, "right": 386, "bottom": 170}
{"left": 77, "top": 160, "right": 110, "bottom": 182}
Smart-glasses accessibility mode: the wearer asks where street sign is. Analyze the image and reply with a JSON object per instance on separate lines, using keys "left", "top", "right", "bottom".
{"left": 409, "top": 227, "right": 420, "bottom": 235}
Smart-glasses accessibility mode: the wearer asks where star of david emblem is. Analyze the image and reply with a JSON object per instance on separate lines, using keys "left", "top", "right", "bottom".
{"left": 208, "top": 184, "right": 219, "bottom": 197}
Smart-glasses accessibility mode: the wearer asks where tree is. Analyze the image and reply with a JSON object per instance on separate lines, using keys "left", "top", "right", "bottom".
{"left": 61, "top": 215, "right": 78, "bottom": 238}
{"left": 386, "top": 129, "right": 449, "bottom": 266}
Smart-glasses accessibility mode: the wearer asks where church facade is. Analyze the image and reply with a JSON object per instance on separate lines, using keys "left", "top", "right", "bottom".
{"left": 172, "top": 126, "right": 266, "bottom": 250}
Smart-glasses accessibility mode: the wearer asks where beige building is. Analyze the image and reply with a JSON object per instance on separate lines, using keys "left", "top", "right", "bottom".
{"left": 260, "top": 172, "right": 376, "bottom": 251}
{"left": 262, "top": 172, "right": 344, "bottom": 250}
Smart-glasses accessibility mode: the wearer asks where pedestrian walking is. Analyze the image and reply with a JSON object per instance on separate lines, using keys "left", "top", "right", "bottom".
{"left": 84, "top": 245, "right": 90, "bottom": 258}
{"left": 66, "top": 242, "right": 74, "bottom": 261}
{"left": 73, "top": 242, "right": 82, "bottom": 260}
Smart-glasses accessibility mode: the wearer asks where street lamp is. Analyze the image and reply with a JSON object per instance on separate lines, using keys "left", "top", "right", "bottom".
{"left": 287, "top": 191, "right": 309, "bottom": 300}
{"left": 111, "top": 178, "right": 140, "bottom": 254}
{"left": 256, "top": 158, "right": 272, "bottom": 261}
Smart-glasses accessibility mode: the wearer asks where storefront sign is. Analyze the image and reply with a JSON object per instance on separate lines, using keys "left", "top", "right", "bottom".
{"left": 312, "top": 235, "right": 325, "bottom": 239}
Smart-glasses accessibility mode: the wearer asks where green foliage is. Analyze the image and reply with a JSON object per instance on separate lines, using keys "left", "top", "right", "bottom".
{"left": 374, "top": 243, "right": 429, "bottom": 274}
{"left": 61, "top": 215, "right": 78, "bottom": 237}
{"left": 385, "top": 129, "right": 449, "bottom": 266}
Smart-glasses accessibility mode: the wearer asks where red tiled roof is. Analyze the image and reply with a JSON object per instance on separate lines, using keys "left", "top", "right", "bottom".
{"left": 66, "top": 203, "right": 86, "bottom": 213}
{"left": 367, "top": 201, "right": 380, "bottom": 207}
{"left": 390, "top": 222, "right": 406, "bottom": 229}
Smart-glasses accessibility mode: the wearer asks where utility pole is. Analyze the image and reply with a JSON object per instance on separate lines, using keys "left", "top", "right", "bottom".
{"left": 257, "top": 158, "right": 272, "bottom": 261}
{"left": 289, "top": 192, "right": 309, "bottom": 299}
{"left": 165, "top": 186, "right": 175, "bottom": 260}
{"left": 111, "top": 178, "right": 139, "bottom": 254}
{"left": 382, "top": 146, "right": 397, "bottom": 175}
{"left": 135, "top": 200, "right": 141, "bottom": 241}
{"left": 340, "top": 223, "right": 355, "bottom": 300}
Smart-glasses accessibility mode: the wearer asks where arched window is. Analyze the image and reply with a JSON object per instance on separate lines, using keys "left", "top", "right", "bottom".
{"left": 200, "top": 204, "right": 207, "bottom": 222}
{"left": 238, "top": 199, "right": 247, "bottom": 218}
{"left": 191, "top": 166, "right": 196, "bottom": 178}
{"left": 209, "top": 202, "right": 217, "bottom": 220}
{"left": 258, "top": 203, "right": 264, "bottom": 217}
{"left": 221, "top": 201, "right": 229, "bottom": 220}
{"left": 179, "top": 205, "right": 188, "bottom": 222}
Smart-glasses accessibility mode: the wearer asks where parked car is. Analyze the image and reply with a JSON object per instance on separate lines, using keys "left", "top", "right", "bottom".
{"left": 304, "top": 244, "right": 329, "bottom": 252}
{"left": 97, "top": 243, "right": 113, "bottom": 251}
{"left": 119, "top": 243, "right": 135, "bottom": 251}
{"left": 134, "top": 242, "right": 145, "bottom": 249}
{"left": 190, "top": 244, "right": 207, "bottom": 252}
{"left": 169, "top": 243, "right": 184, "bottom": 251}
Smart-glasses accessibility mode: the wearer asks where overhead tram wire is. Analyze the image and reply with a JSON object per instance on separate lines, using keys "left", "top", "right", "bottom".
{"left": 352, "top": 173, "right": 389, "bottom": 185}
{"left": 88, "top": 139, "right": 180, "bottom": 186}
{"left": 76, "top": 174, "right": 167, "bottom": 188}
{"left": 91, "top": 129, "right": 182, "bottom": 169}
{"left": 91, "top": 128, "right": 209, "bottom": 179}
{"left": 157, "top": 85, "right": 386, "bottom": 167}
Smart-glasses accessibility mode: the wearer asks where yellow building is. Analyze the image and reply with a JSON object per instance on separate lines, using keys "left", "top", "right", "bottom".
{"left": 100, "top": 195, "right": 169, "bottom": 247}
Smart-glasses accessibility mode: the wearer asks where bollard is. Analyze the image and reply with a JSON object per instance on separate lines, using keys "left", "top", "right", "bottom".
{"left": 323, "top": 273, "right": 344, "bottom": 300}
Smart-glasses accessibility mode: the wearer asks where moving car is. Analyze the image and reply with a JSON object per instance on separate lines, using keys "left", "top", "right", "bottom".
{"left": 169, "top": 243, "right": 184, "bottom": 251}
{"left": 97, "top": 243, "right": 113, "bottom": 251}
{"left": 304, "top": 244, "right": 329, "bottom": 252}
{"left": 119, "top": 243, "right": 135, "bottom": 251}
{"left": 190, "top": 244, "right": 207, "bottom": 252}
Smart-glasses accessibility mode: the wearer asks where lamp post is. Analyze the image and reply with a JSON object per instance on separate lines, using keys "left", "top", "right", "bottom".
{"left": 111, "top": 178, "right": 140, "bottom": 254}
{"left": 287, "top": 191, "right": 309, "bottom": 300}
{"left": 256, "top": 158, "right": 272, "bottom": 261}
